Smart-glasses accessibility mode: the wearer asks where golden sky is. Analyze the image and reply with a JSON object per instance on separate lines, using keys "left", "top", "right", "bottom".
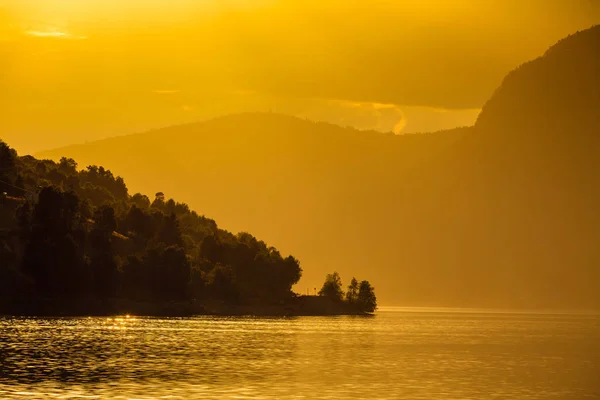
{"left": 1, "top": 0, "right": 599, "bottom": 153}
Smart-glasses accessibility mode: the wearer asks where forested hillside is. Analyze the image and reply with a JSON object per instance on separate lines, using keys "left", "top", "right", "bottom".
{"left": 0, "top": 142, "right": 304, "bottom": 314}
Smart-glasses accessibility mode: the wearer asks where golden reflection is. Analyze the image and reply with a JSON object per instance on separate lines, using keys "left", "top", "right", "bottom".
{"left": 105, "top": 315, "right": 136, "bottom": 330}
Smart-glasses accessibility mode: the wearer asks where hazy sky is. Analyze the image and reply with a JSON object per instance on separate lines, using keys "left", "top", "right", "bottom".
{"left": 1, "top": 0, "right": 599, "bottom": 153}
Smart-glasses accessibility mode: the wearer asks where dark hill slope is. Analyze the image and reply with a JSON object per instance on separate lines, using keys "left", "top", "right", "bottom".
{"left": 476, "top": 24, "right": 600, "bottom": 135}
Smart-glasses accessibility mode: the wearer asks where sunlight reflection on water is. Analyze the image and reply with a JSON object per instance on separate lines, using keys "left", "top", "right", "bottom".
{"left": 0, "top": 310, "right": 599, "bottom": 399}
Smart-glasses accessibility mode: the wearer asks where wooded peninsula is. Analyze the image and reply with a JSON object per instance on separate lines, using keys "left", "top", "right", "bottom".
{"left": 0, "top": 140, "right": 376, "bottom": 316}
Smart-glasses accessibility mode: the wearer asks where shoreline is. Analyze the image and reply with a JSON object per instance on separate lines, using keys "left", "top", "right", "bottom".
{"left": 0, "top": 295, "right": 373, "bottom": 318}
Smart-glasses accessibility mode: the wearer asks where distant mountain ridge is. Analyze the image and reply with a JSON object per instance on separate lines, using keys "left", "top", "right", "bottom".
{"left": 37, "top": 26, "right": 600, "bottom": 309}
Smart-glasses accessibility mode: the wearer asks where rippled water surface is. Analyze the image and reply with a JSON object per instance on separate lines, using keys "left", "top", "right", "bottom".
{"left": 1, "top": 309, "right": 599, "bottom": 399}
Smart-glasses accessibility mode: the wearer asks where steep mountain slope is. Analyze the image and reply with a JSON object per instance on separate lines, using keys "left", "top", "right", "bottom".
{"left": 476, "top": 24, "right": 600, "bottom": 135}
{"left": 394, "top": 25, "right": 600, "bottom": 308}
{"left": 37, "top": 26, "right": 600, "bottom": 308}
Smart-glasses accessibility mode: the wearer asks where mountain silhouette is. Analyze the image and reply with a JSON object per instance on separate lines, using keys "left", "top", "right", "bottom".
{"left": 37, "top": 25, "right": 600, "bottom": 309}
{"left": 476, "top": 25, "right": 600, "bottom": 134}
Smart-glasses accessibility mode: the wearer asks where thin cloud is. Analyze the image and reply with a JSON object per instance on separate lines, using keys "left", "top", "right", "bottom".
{"left": 297, "top": 98, "right": 479, "bottom": 135}
{"left": 26, "top": 31, "right": 68, "bottom": 38}
{"left": 393, "top": 117, "right": 407, "bottom": 134}
{"left": 25, "top": 30, "right": 87, "bottom": 40}
{"left": 326, "top": 99, "right": 406, "bottom": 134}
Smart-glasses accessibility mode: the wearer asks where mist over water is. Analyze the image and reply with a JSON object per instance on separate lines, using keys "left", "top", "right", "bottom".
{"left": 1, "top": 309, "right": 598, "bottom": 399}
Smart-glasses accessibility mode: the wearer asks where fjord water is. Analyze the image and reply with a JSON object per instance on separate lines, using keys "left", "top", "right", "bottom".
{"left": 1, "top": 309, "right": 598, "bottom": 399}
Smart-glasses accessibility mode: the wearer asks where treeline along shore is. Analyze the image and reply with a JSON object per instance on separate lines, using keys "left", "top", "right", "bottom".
{"left": 0, "top": 140, "right": 376, "bottom": 316}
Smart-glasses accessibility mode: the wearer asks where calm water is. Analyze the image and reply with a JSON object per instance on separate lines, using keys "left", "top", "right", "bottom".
{"left": 0, "top": 308, "right": 599, "bottom": 399}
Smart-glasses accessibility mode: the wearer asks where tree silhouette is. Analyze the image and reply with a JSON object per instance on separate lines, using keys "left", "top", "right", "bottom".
{"left": 318, "top": 272, "right": 344, "bottom": 301}
{"left": 207, "top": 264, "right": 238, "bottom": 303}
{"left": 0, "top": 141, "right": 375, "bottom": 315}
{"left": 152, "top": 192, "right": 165, "bottom": 208}
{"left": 22, "top": 186, "right": 87, "bottom": 298}
{"left": 345, "top": 277, "right": 359, "bottom": 303}
{"left": 357, "top": 280, "right": 377, "bottom": 312}
{"left": 0, "top": 141, "right": 17, "bottom": 195}
{"left": 158, "top": 213, "right": 183, "bottom": 247}
{"left": 89, "top": 205, "right": 118, "bottom": 300}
